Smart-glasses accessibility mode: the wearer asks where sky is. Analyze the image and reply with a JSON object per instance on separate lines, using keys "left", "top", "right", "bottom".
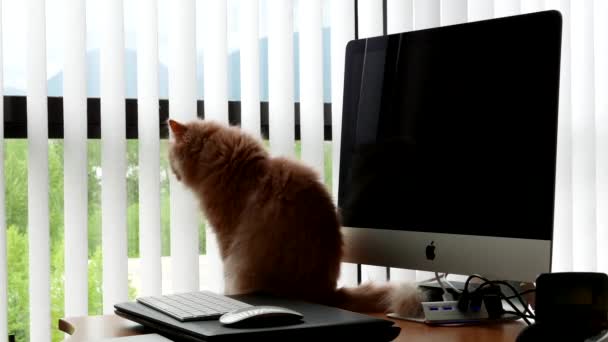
{"left": 1, "top": 0, "right": 331, "bottom": 95}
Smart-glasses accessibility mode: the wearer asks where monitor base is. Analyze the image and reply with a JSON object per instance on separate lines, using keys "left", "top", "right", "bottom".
{"left": 419, "top": 280, "right": 531, "bottom": 301}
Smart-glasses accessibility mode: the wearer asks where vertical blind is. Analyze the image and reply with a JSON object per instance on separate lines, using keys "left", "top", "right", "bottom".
{"left": 239, "top": 0, "right": 262, "bottom": 138}
{"left": 26, "top": 0, "right": 51, "bottom": 340}
{"left": 594, "top": 0, "right": 608, "bottom": 273}
{"left": 268, "top": 0, "right": 295, "bottom": 157}
{"left": 386, "top": 0, "right": 416, "bottom": 284}
{"left": 100, "top": 0, "right": 128, "bottom": 314}
{"left": 136, "top": 0, "right": 162, "bottom": 298}
{"left": 63, "top": 0, "right": 89, "bottom": 317}
{"left": 201, "top": 0, "right": 227, "bottom": 294}
{"left": 356, "top": 0, "right": 388, "bottom": 284}
{"left": 570, "top": 0, "right": 599, "bottom": 272}
{"left": 299, "top": 0, "right": 325, "bottom": 177}
{"left": 168, "top": 0, "right": 200, "bottom": 295}
{"left": 549, "top": 0, "right": 573, "bottom": 273}
{"left": 1, "top": 0, "right": 607, "bottom": 339}
{"left": 330, "top": 0, "right": 357, "bottom": 288}
{"left": 0, "top": 2, "right": 6, "bottom": 340}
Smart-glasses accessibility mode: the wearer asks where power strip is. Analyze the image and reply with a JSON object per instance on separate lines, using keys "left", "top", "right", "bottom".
{"left": 387, "top": 301, "right": 490, "bottom": 324}
{"left": 421, "top": 301, "right": 489, "bottom": 324}
{"left": 387, "top": 301, "right": 490, "bottom": 325}
{"left": 388, "top": 298, "right": 529, "bottom": 325}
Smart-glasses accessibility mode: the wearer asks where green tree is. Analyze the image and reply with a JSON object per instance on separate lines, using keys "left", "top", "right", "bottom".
{"left": 324, "top": 142, "right": 332, "bottom": 192}
{"left": 49, "top": 140, "right": 65, "bottom": 342}
{"left": 158, "top": 139, "right": 206, "bottom": 255}
{"left": 7, "top": 226, "right": 29, "bottom": 342}
{"left": 5, "top": 140, "right": 28, "bottom": 233}
{"left": 88, "top": 140, "right": 102, "bottom": 257}
{"left": 1, "top": 135, "right": 340, "bottom": 341}
{"left": 49, "top": 140, "right": 64, "bottom": 241}
{"left": 127, "top": 140, "right": 140, "bottom": 258}
{"left": 88, "top": 245, "right": 103, "bottom": 315}
{"left": 160, "top": 140, "right": 171, "bottom": 256}
{"left": 127, "top": 202, "right": 139, "bottom": 258}
{"left": 50, "top": 236, "right": 64, "bottom": 342}
{"left": 5, "top": 139, "right": 138, "bottom": 341}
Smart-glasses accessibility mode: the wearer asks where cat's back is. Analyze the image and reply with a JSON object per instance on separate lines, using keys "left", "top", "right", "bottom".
{"left": 229, "top": 155, "right": 343, "bottom": 299}
{"left": 249, "top": 156, "right": 338, "bottom": 230}
{"left": 264, "top": 156, "right": 331, "bottom": 203}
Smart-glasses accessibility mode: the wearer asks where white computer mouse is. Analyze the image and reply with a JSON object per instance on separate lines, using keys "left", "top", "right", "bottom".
{"left": 219, "top": 305, "right": 304, "bottom": 328}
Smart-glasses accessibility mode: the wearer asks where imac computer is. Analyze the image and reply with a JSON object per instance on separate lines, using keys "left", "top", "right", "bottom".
{"left": 338, "top": 11, "right": 562, "bottom": 283}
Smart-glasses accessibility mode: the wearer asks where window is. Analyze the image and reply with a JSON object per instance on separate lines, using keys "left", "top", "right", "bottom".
{"left": 2, "top": 1, "right": 332, "bottom": 340}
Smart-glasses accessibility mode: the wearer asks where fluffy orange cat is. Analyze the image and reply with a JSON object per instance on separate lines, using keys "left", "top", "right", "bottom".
{"left": 168, "top": 118, "right": 423, "bottom": 316}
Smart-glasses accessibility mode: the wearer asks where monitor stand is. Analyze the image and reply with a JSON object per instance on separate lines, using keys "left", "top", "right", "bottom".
{"left": 419, "top": 279, "right": 529, "bottom": 300}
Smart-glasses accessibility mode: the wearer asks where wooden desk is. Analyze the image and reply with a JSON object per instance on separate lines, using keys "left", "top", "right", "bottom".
{"left": 59, "top": 314, "right": 526, "bottom": 341}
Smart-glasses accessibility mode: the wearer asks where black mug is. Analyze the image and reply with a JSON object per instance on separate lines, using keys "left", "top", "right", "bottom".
{"left": 517, "top": 272, "right": 608, "bottom": 342}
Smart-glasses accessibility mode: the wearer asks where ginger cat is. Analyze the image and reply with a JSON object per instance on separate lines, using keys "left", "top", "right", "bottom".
{"left": 168, "top": 118, "right": 423, "bottom": 316}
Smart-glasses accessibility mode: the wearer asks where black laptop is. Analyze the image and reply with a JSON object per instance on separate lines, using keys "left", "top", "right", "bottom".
{"left": 115, "top": 294, "right": 400, "bottom": 341}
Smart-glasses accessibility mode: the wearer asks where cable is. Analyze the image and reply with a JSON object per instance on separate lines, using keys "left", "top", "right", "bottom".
{"left": 417, "top": 273, "right": 446, "bottom": 285}
{"left": 443, "top": 274, "right": 463, "bottom": 293}
{"left": 460, "top": 274, "right": 535, "bottom": 325}
{"left": 490, "top": 281, "right": 535, "bottom": 319}
{"left": 501, "top": 293, "right": 532, "bottom": 325}
{"left": 435, "top": 272, "right": 447, "bottom": 292}
{"left": 471, "top": 280, "right": 534, "bottom": 318}
{"left": 502, "top": 310, "right": 534, "bottom": 319}
{"left": 463, "top": 274, "right": 490, "bottom": 292}
{"left": 435, "top": 272, "right": 454, "bottom": 301}
{"left": 505, "top": 288, "right": 535, "bottom": 300}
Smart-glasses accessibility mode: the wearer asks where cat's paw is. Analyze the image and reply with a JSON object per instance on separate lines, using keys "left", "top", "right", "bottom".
{"left": 386, "top": 283, "right": 426, "bottom": 318}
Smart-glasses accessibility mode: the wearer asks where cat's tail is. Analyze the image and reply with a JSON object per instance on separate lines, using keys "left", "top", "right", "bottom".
{"left": 332, "top": 282, "right": 425, "bottom": 317}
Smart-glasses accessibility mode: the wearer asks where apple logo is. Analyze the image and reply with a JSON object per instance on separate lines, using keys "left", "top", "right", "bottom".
{"left": 426, "top": 241, "right": 436, "bottom": 261}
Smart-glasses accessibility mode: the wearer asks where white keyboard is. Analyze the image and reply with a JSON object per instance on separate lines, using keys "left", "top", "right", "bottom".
{"left": 137, "top": 291, "right": 252, "bottom": 322}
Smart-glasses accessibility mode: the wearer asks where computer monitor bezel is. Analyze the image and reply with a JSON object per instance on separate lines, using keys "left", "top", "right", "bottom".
{"left": 338, "top": 11, "right": 562, "bottom": 283}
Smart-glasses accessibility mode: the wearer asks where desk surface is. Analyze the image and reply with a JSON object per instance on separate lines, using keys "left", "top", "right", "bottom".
{"left": 59, "top": 313, "right": 526, "bottom": 341}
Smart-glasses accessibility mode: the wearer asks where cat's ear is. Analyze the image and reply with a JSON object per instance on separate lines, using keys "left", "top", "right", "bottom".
{"left": 169, "top": 119, "right": 187, "bottom": 141}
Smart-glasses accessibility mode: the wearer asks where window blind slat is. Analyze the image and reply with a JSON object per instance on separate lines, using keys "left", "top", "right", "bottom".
{"left": 330, "top": 0, "right": 355, "bottom": 201}
{"left": 168, "top": 0, "right": 200, "bottom": 293}
{"left": 387, "top": 0, "right": 413, "bottom": 33}
{"left": 239, "top": 0, "right": 261, "bottom": 137}
{"left": 391, "top": 268, "right": 417, "bottom": 282}
{"left": 594, "top": 0, "right": 608, "bottom": 274}
{"left": 27, "top": 0, "right": 51, "bottom": 339}
{"left": 571, "top": 0, "right": 596, "bottom": 271}
{"left": 201, "top": 0, "right": 228, "bottom": 293}
{"left": 0, "top": 0, "right": 7, "bottom": 337}
{"left": 468, "top": 0, "right": 494, "bottom": 21}
{"left": 299, "top": 0, "right": 324, "bottom": 177}
{"left": 203, "top": 0, "right": 228, "bottom": 124}
{"left": 63, "top": 0, "right": 88, "bottom": 317}
{"left": 494, "top": 0, "right": 520, "bottom": 17}
{"left": 413, "top": 0, "right": 442, "bottom": 282}
{"left": 268, "top": 0, "right": 295, "bottom": 157}
{"left": 521, "top": 0, "right": 543, "bottom": 13}
{"left": 101, "top": 0, "right": 128, "bottom": 313}
{"left": 137, "top": 0, "right": 162, "bottom": 297}
{"left": 414, "top": 0, "right": 440, "bottom": 30}
{"left": 386, "top": 0, "right": 415, "bottom": 282}
{"left": 441, "top": 0, "right": 467, "bottom": 25}
{"left": 547, "top": 0, "right": 573, "bottom": 272}
{"left": 357, "top": 0, "right": 383, "bottom": 38}
{"left": 331, "top": 0, "right": 356, "bottom": 287}
{"left": 357, "top": 0, "right": 386, "bottom": 283}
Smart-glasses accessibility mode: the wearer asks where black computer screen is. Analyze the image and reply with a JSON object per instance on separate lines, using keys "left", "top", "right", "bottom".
{"left": 338, "top": 11, "right": 562, "bottom": 240}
